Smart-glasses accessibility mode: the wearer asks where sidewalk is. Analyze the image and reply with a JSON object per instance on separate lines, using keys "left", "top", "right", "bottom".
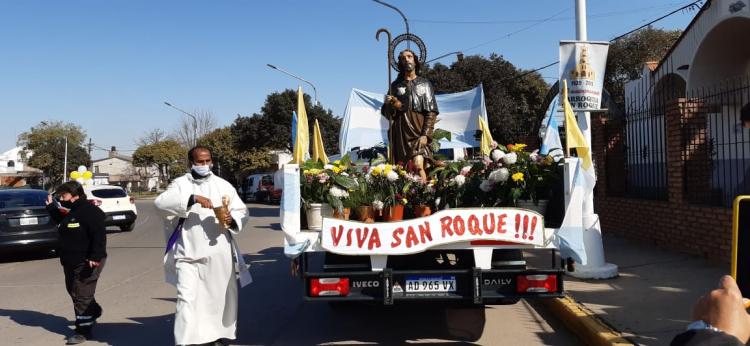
{"left": 563, "top": 234, "right": 727, "bottom": 345}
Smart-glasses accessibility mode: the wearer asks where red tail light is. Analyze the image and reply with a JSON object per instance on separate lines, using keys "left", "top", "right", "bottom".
{"left": 89, "top": 199, "right": 102, "bottom": 207}
{"left": 129, "top": 197, "right": 135, "bottom": 204}
{"left": 516, "top": 274, "right": 558, "bottom": 293}
{"left": 310, "top": 278, "right": 350, "bottom": 297}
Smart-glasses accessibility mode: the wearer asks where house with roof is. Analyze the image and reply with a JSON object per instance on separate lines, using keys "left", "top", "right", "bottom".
{"left": 0, "top": 147, "right": 42, "bottom": 187}
{"left": 92, "top": 146, "right": 159, "bottom": 192}
{"left": 592, "top": 0, "right": 750, "bottom": 262}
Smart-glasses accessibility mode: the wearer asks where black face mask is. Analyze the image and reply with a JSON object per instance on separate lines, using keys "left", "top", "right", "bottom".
{"left": 59, "top": 199, "right": 75, "bottom": 209}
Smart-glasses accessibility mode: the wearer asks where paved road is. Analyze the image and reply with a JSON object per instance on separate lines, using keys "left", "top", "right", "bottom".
{"left": 0, "top": 201, "right": 578, "bottom": 345}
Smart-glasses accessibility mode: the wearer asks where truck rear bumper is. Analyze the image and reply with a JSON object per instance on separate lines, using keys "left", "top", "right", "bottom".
{"left": 303, "top": 267, "right": 564, "bottom": 305}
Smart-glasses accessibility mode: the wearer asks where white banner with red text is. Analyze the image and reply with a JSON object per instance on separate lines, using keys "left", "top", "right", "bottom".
{"left": 321, "top": 208, "right": 545, "bottom": 255}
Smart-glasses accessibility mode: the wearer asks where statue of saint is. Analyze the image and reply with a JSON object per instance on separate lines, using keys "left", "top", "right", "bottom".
{"left": 381, "top": 49, "right": 439, "bottom": 181}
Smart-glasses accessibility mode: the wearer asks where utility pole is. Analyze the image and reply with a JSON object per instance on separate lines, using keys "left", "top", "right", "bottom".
{"left": 88, "top": 138, "right": 93, "bottom": 169}
{"left": 568, "top": 0, "right": 618, "bottom": 279}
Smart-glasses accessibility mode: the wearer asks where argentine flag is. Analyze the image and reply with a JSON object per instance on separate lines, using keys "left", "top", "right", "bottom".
{"left": 540, "top": 95, "right": 564, "bottom": 162}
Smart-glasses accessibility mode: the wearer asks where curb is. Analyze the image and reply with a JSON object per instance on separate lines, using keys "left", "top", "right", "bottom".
{"left": 542, "top": 294, "right": 633, "bottom": 346}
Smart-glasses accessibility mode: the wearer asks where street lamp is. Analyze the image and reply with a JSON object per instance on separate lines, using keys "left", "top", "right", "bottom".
{"left": 163, "top": 101, "right": 198, "bottom": 147}
{"left": 427, "top": 51, "right": 464, "bottom": 64}
{"left": 40, "top": 121, "right": 68, "bottom": 183}
{"left": 373, "top": 0, "right": 410, "bottom": 49}
{"left": 266, "top": 64, "right": 319, "bottom": 106}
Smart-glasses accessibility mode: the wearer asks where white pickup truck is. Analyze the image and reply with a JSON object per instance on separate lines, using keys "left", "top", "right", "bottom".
{"left": 280, "top": 164, "right": 575, "bottom": 306}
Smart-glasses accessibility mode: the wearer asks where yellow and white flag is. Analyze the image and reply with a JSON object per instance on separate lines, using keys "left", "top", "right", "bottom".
{"left": 478, "top": 116, "right": 494, "bottom": 156}
{"left": 312, "top": 119, "right": 329, "bottom": 164}
{"left": 562, "top": 80, "right": 596, "bottom": 191}
{"left": 292, "top": 86, "right": 310, "bottom": 164}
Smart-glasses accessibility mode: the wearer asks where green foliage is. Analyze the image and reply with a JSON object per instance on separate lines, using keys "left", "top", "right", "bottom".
{"left": 605, "top": 27, "right": 682, "bottom": 104}
{"left": 197, "top": 127, "right": 272, "bottom": 184}
{"left": 424, "top": 54, "right": 549, "bottom": 144}
{"left": 232, "top": 89, "right": 341, "bottom": 154}
{"left": 300, "top": 159, "right": 357, "bottom": 212}
{"left": 430, "top": 128, "right": 452, "bottom": 153}
{"left": 132, "top": 139, "right": 186, "bottom": 183}
{"left": 17, "top": 121, "right": 91, "bottom": 187}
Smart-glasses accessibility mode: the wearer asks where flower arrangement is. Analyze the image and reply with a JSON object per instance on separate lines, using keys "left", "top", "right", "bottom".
{"left": 403, "top": 173, "right": 437, "bottom": 208}
{"left": 300, "top": 155, "right": 357, "bottom": 213}
{"left": 298, "top": 142, "right": 559, "bottom": 218}
{"left": 364, "top": 160, "right": 406, "bottom": 211}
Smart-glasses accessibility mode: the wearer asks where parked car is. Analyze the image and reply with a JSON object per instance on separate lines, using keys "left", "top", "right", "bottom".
{"left": 243, "top": 174, "right": 274, "bottom": 203}
{"left": 0, "top": 189, "right": 59, "bottom": 253}
{"left": 83, "top": 185, "right": 137, "bottom": 232}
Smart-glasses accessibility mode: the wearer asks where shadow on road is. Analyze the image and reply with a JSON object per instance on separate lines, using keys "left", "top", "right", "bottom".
{"left": 0, "top": 249, "right": 58, "bottom": 263}
{"left": 247, "top": 205, "right": 280, "bottom": 218}
{"left": 254, "top": 222, "right": 282, "bottom": 231}
{"left": 0, "top": 308, "right": 174, "bottom": 346}
{"left": 236, "top": 246, "right": 485, "bottom": 345}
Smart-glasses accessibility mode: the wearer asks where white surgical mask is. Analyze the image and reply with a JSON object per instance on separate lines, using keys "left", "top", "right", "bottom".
{"left": 191, "top": 164, "right": 212, "bottom": 177}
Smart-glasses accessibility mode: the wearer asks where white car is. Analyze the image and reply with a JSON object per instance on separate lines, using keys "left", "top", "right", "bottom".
{"left": 83, "top": 185, "right": 138, "bottom": 232}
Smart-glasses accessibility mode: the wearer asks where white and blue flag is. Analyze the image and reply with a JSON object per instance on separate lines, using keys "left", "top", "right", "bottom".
{"left": 540, "top": 95, "right": 564, "bottom": 162}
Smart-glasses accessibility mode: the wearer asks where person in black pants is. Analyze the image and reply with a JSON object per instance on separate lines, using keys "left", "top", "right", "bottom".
{"left": 46, "top": 181, "right": 107, "bottom": 345}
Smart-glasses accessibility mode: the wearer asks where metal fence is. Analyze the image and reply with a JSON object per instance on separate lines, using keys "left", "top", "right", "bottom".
{"left": 608, "top": 59, "right": 679, "bottom": 200}
{"left": 683, "top": 75, "right": 750, "bottom": 207}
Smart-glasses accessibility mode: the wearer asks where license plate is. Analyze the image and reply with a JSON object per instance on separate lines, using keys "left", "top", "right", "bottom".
{"left": 113, "top": 215, "right": 126, "bottom": 220}
{"left": 20, "top": 217, "right": 38, "bottom": 226}
{"left": 405, "top": 275, "right": 457, "bottom": 293}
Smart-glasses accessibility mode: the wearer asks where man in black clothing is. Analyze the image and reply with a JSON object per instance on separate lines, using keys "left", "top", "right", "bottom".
{"left": 46, "top": 181, "right": 107, "bottom": 345}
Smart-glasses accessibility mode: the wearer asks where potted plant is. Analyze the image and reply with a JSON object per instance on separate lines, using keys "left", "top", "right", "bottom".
{"left": 403, "top": 173, "right": 436, "bottom": 218}
{"left": 300, "top": 158, "right": 357, "bottom": 230}
{"left": 348, "top": 175, "right": 376, "bottom": 223}
{"left": 365, "top": 161, "right": 405, "bottom": 221}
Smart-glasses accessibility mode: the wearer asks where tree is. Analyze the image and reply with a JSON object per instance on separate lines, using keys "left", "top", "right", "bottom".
{"left": 174, "top": 109, "right": 218, "bottom": 148}
{"left": 232, "top": 90, "right": 341, "bottom": 155}
{"left": 605, "top": 27, "right": 682, "bottom": 104}
{"left": 132, "top": 139, "right": 186, "bottom": 184}
{"left": 17, "top": 121, "right": 91, "bottom": 187}
{"left": 423, "top": 54, "right": 549, "bottom": 144}
{"left": 197, "top": 127, "right": 273, "bottom": 184}
{"left": 136, "top": 128, "right": 170, "bottom": 146}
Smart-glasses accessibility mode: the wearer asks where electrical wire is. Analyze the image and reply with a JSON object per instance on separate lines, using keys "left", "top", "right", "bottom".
{"left": 412, "top": 1, "right": 692, "bottom": 25}
{"left": 497, "top": 0, "right": 705, "bottom": 82}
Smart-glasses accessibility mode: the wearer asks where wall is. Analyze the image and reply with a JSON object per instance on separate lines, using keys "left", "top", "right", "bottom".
{"left": 593, "top": 100, "right": 734, "bottom": 263}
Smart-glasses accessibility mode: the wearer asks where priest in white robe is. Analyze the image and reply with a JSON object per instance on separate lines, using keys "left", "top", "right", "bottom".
{"left": 155, "top": 146, "right": 251, "bottom": 346}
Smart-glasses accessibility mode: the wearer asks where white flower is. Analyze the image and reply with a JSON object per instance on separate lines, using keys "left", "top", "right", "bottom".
{"left": 488, "top": 168, "right": 509, "bottom": 183}
{"left": 365, "top": 173, "right": 373, "bottom": 183}
{"left": 453, "top": 175, "right": 466, "bottom": 186}
{"left": 460, "top": 165, "right": 472, "bottom": 176}
{"left": 373, "top": 200, "right": 384, "bottom": 211}
{"left": 479, "top": 179, "right": 494, "bottom": 192}
{"left": 503, "top": 152, "right": 518, "bottom": 165}
{"left": 529, "top": 153, "right": 539, "bottom": 162}
{"left": 341, "top": 172, "right": 349, "bottom": 176}
{"left": 329, "top": 186, "right": 349, "bottom": 199}
{"left": 386, "top": 171, "right": 399, "bottom": 182}
{"left": 324, "top": 164, "right": 334, "bottom": 170}
{"left": 490, "top": 149, "right": 505, "bottom": 162}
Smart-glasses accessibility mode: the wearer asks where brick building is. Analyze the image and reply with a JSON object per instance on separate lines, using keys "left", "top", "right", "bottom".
{"left": 592, "top": 0, "right": 750, "bottom": 263}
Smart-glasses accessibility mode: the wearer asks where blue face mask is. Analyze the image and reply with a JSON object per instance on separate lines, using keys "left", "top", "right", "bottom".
{"left": 191, "top": 164, "right": 212, "bottom": 177}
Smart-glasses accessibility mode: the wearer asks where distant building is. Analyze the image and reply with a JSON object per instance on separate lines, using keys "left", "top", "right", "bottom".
{"left": 92, "top": 146, "right": 158, "bottom": 191}
{"left": 0, "top": 147, "right": 43, "bottom": 188}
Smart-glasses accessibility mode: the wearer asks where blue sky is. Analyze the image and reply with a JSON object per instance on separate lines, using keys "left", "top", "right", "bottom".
{"left": 0, "top": 0, "right": 697, "bottom": 159}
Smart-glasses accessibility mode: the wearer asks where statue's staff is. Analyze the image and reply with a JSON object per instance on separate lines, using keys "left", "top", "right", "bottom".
{"left": 376, "top": 28, "right": 394, "bottom": 162}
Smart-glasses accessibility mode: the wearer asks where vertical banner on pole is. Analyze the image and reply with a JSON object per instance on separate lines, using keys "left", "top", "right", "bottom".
{"left": 558, "top": 41, "right": 609, "bottom": 111}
